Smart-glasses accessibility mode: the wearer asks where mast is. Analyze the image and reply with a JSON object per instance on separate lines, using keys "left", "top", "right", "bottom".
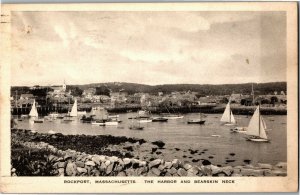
{"left": 258, "top": 105, "right": 260, "bottom": 137}
{"left": 251, "top": 83, "right": 255, "bottom": 105}
{"left": 15, "top": 90, "right": 18, "bottom": 108}
{"left": 229, "top": 102, "right": 231, "bottom": 123}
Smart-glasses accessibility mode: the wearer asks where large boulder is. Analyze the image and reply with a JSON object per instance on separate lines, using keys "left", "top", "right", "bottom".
{"left": 85, "top": 161, "right": 96, "bottom": 167}
{"left": 168, "top": 167, "right": 178, "bottom": 175}
{"left": 152, "top": 141, "right": 165, "bottom": 148}
{"left": 66, "top": 162, "right": 77, "bottom": 176}
{"left": 272, "top": 170, "right": 287, "bottom": 176}
{"left": 177, "top": 168, "right": 187, "bottom": 176}
{"left": 171, "top": 159, "right": 180, "bottom": 169}
{"left": 210, "top": 165, "right": 222, "bottom": 175}
{"left": 202, "top": 160, "right": 211, "bottom": 166}
{"left": 75, "top": 161, "right": 85, "bottom": 168}
{"left": 149, "top": 159, "right": 162, "bottom": 168}
{"left": 222, "top": 166, "right": 233, "bottom": 176}
{"left": 77, "top": 167, "right": 87, "bottom": 174}
{"left": 91, "top": 156, "right": 101, "bottom": 165}
{"left": 165, "top": 161, "right": 172, "bottom": 169}
{"left": 117, "top": 171, "right": 126, "bottom": 176}
{"left": 106, "top": 163, "right": 114, "bottom": 175}
{"left": 183, "top": 163, "right": 192, "bottom": 171}
{"left": 257, "top": 163, "right": 273, "bottom": 169}
{"left": 57, "top": 162, "right": 65, "bottom": 168}
{"left": 125, "top": 168, "right": 137, "bottom": 176}
{"left": 123, "top": 158, "right": 131, "bottom": 165}
{"left": 187, "top": 167, "right": 199, "bottom": 176}
{"left": 151, "top": 168, "right": 161, "bottom": 176}
{"left": 275, "top": 162, "right": 287, "bottom": 170}
{"left": 200, "top": 166, "right": 212, "bottom": 176}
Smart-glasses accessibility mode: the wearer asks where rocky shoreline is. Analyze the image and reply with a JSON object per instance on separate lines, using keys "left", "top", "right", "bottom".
{"left": 11, "top": 129, "right": 287, "bottom": 177}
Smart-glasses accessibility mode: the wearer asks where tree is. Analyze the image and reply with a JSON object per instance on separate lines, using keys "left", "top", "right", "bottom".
{"left": 95, "top": 86, "right": 110, "bottom": 96}
{"left": 70, "top": 87, "right": 83, "bottom": 97}
{"left": 270, "top": 96, "right": 278, "bottom": 104}
{"left": 220, "top": 97, "right": 229, "bottom": 104}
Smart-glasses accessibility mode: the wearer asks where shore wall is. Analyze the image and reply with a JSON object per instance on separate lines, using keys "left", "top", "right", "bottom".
{"left": 12, "top": 130, "right": 287, "bottom": 177}
{"left": 11, "top": 104, "right": 286, "bottom": 116}
{"left": 106, "top": 105, "right": 287, "bottom": 115}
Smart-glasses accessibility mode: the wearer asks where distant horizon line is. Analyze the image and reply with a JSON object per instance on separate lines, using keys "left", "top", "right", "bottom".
{"left": 11, "top": 81, "right": 287, "bottom": 87}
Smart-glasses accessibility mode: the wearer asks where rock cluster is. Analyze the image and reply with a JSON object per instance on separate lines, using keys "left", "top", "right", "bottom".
{"left": 13, "top": 140, "right": 287, "bottom": 177}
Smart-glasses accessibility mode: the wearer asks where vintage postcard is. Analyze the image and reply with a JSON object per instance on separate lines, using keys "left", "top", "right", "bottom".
{"left": 0, "top": 2, "right": 298, "bottom": 193}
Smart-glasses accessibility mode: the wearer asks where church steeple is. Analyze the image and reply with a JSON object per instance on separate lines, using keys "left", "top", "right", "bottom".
{"left": 62, "top": 79, "right": 66, "bottom": 91}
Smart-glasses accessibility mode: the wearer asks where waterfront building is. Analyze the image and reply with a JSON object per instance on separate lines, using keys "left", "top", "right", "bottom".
{"left": 19, "top": 93, "right": 34, "bottom": 100}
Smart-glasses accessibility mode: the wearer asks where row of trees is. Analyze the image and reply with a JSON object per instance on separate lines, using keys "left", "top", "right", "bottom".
{"left": 73, "top": 82, "right": 287, "bottom": 96}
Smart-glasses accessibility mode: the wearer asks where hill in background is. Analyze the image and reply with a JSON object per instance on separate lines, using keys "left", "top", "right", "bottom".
{"left": 73, "top": 82, "right": 286, "bottom": 96}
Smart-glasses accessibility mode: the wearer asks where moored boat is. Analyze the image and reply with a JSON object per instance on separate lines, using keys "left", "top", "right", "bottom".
{"left": 230, "top": 127, "right": 247, "bottom": 133}
{"left": 220, "top": 102, "right": 236, "bottom": 126}
{"left": 33, "top": 118, "right": 44, "bottom": 123}
{"left": 80, "top": 115, "right": 95, "bottom": 123}
{"left": 138, "top": 119, "right": 152, "bottom": 123}
{"left": 29, "top": 100, "right": 44, "bottom": 123}
{"left": 152, "top": 117, "right": 168, "bottom": 122}
{"left": 187, "top": 113, "right": 205, "bottom": 125}
{"left": 91, "top": 120, "right": 105, "bottom": 126}
{"left": 105, "top": 121, "right": 118, "bottom": 126}
{"left": 161, "top": 114, "right": 184, "bottom": 120}
{"left": 187, "top": 119, "right": 205, "bottom": 124}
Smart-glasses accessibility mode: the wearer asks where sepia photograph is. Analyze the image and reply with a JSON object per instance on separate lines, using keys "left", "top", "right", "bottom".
{"left": 0, "top": 2, "right": 298, "bottom": 193}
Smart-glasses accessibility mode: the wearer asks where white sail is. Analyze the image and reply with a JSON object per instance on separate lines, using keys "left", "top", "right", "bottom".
{"left": 230, "top": 111, "right": 236, "bottom": 124}
{"left": 259, "top": 118, "right": 268, "bottom": 139}
{"left": 29, "top": 100, "right": 38, "bottom": 117}
{"left": 246, "top": 106, "right": 260, "bottom": 136}
{"left": 246, "top": 106, "right": 268, "bottom": 139}
{"left": 221, "top": 103, "right": 232, "bottom": 123}
{"left": 69, "top": 99, "right": 78, "bottom": 117}
{"left": 261, "top": 117, "right": 267, "bottom": 130}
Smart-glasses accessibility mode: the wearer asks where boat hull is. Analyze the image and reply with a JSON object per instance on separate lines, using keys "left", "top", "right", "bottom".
{"left": 249, "top": 138, "right": 270, "bottom": 142}
{"left": 91, "top": 122, "right": 105, "bottom": 126}
{"left": 187, "top": 120, "right": 205, "bottom": 124}
{"left": 138, "top": 120, "right": 152, "bottom": 123}
{"left": 162, "top": 116, "right": 184, "bottom": 120}
{"left": 224, "top": 123, "right": 236, "bottom": 126}
{"left": 34, "top": 120, "right": 44, "bottom": 123}
{"left": 230, "top": 127, "right": 247, "bottom": 133}
{"left": 152, "top": 118, "right": 168, "bottom": 122}
{"left": 105, "top": 121, "right": 118, "bottom": 126}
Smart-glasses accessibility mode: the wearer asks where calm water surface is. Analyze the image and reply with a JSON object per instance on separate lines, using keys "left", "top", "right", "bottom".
{"left": 15, "top": 113, "right": 287, "bottom": 166}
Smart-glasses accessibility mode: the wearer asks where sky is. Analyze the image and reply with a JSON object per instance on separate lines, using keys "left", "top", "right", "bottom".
{"left": 11, "top": 11, "right": 286, "bottom": 86}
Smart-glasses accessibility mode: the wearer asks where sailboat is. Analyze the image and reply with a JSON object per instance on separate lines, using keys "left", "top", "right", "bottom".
{"left": 245, "top": 105, "right": 269, "bottom": 142}
{"left": 63, "top": 99, "right": 77, "bottom": 122}
{"left": 29, "top": 100, "right": 38, "bottom": 118}
{"left": 161, "top": 106, "right": 184, "bottom": 120}
{"left": 29, "top": 100, "right": 44, "bottom": 123}
{"left": 220, "top": 102, "right": 236, "bottom": 126}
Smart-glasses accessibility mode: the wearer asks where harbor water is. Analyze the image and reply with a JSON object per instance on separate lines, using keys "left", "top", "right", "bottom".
{"left": 14, "top": 113, "right": 287, "bottom": 166}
